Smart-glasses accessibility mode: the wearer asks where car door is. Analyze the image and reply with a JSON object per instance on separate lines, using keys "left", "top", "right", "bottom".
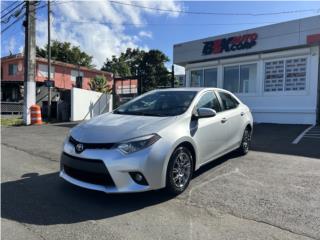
{"left": 191, "top": 91, "right": 228, "bottom": 165}
{"left": 217, "top": 91, "right": 244, "bottom": 150}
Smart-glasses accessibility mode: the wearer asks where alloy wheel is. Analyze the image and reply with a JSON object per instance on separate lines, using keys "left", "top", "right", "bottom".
{"left": 172, "top": 151, "right": 192, "bottom": 188}
{"left": 242, "top": 129, "right": 251, "bottom": 153}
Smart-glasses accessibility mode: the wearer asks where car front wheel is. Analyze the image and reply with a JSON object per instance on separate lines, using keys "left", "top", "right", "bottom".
{"left": 166, "top": 146, "right": 194, "bottom": 195}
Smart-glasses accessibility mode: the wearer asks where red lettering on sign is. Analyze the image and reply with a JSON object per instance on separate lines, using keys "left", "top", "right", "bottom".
{"left": 212, "top": 39, "right": 222, "bottom": 54}
{"left": 307, "top": 34, "right": 320, "bottom": 44}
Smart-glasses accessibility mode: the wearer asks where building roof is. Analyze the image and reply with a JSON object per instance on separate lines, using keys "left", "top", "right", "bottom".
{"left": 1, "top": 53, "right": 112, "bottom": 77}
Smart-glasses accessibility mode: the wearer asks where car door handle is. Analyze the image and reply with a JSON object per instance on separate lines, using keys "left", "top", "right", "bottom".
{"left": 240, "top": 112, "right": 245, "bottom": 116}
{"left": 221, "top": 118, "right": 228, "bottom": 123}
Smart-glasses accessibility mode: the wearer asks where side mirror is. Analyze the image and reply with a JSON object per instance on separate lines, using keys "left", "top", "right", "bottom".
{"left": 195, "top": 108, "right": 217, "bottom": 118}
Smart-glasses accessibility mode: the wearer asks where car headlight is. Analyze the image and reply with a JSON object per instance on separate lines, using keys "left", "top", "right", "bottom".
{"left": 116, "top": 134, "right": 161, "bottom": 154}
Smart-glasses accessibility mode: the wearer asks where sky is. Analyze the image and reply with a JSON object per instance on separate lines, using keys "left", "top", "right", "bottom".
{"left": 1, "top": 1, "right": 320, "bottom": 74}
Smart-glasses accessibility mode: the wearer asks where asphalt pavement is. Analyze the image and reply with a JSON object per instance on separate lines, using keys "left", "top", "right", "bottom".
{"left": 1, "top": 123, "right": 320, "bottom": 240}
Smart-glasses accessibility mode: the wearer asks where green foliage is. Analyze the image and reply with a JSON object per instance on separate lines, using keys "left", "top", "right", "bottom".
{"left": 89, "top": 75, "right": 111, "bottom": 93}
{"left": 0, "top": 117, "right": 23, "bottom": 126}
{"left": 36, "top": 40, "right": 94, "bottom": 68}
{"left": 101, "top": 48, "right": 172, "bottom": 92}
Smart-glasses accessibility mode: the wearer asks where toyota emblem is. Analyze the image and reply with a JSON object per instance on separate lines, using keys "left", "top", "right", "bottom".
{"left": 75, "top": 143, "right": 84, "bottom": 153}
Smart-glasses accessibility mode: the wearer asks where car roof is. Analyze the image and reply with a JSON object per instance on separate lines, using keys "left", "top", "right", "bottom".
{"left": 155, "top": 87, "right": 222, "bottom": 92}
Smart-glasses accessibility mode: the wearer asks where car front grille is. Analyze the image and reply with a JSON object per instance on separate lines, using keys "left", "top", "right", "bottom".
{"left": 61, "top": 153, "right": 115, "bottom": 187}
{"left": 69, "top": 136, "right": 114, "bottom": 150}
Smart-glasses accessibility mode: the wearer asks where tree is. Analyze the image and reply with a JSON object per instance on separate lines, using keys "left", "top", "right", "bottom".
{"left": 101, "top": 48, "right": 171, "bottom": 92}
{"left": 89, "top": 75, "right": 111, "bottom": 93}
{"left": 36, "top": 40, "right": 94, "bottom": 68}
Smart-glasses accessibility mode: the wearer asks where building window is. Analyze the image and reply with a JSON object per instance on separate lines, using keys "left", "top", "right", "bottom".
{"left": 190, "top": 70, "right": 203, "bottom": 87}
{"left": 8, "top": 64, "right": 18, "bottom": 76}
{"left": 71, "top": 70, "right": 84, "bottom": 82}
{"left": 223, "top": 66, "right": 239, "bottom": 93}
{"left": 38, "top": 64, "right": 55, "bottom": 78}
{"left": 179, "top": 76, "right": 185, "bottom": 86}
{"left": 204, "top": 68, "right": 217, "bottom": 87}
{"left": 285, "top": 58, "right": 306, "bottom": 91}
{"left": 240, "top": 64, "right": 257, "bottom": 93}
{"left": 191, "top": 68, "right": 217, "bottom": 87}
{"left": 223, "top": 63, "right": 257, "bottom": 93}
{"left": 264, "top": 57, "right": 306, "bottom": 92}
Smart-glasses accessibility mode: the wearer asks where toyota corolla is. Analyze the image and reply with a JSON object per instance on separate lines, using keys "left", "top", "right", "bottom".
{"left": 60, "top": 88, "right": 253, "bottom": 194}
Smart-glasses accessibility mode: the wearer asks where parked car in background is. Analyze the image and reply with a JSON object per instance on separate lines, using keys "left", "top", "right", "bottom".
{"left": 60, "top": 88, "right": 253, "bottom": 195}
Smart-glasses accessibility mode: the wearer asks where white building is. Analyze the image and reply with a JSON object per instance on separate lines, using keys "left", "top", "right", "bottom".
{"left": 175, "top": 74, "right": 186, "bottom": 87}
{"left": 173, "top": 16, "right": 320, "bottom": 124}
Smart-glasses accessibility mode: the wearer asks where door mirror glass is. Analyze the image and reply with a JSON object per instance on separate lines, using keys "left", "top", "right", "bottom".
{"left": 196, "top": 108, "right": 216, "bottom": 118}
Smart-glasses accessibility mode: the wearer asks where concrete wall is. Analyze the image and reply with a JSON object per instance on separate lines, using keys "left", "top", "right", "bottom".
{"left": 174, "top": 16, "right": 320, "bottom": 66}
{"left": 70, "top": 88, "right": 112, "bottom": 121}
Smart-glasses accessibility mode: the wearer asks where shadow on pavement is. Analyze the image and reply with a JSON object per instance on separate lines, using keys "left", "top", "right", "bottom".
{"left": 251, "top": 123, "right": 320, "bottom": 159}
{"left": 1, "top": 151, "right": 236, "bottom": 226}
{"left": 1, "top": 172, "right": 174, "bottom": 225}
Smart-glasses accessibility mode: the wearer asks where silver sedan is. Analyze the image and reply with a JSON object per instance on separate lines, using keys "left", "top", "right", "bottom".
{"left": 60, "top": 88, "right": 253, "bottom": 195}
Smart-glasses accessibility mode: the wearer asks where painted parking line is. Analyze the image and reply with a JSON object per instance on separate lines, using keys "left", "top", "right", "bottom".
{"left": 292, "top": 125, "right": 315, "bottom": 144}
{"left": 304, "top": 136, "right": 320, "bottom": 139}
{"left": 305, "top": 126, "right": 320, "bottom": 139}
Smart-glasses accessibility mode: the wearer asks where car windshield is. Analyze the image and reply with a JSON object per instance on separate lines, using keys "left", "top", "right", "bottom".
{"left": 113, "top": 91, "right": 197, "bottom": 117}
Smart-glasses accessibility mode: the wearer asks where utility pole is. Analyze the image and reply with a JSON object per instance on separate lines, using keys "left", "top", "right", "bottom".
{"left": 171, "top": 64, "right": 175, "bottom": 88}
{"left": 47, "top": 0, "right": 52, "bottom": 121}
{"left": 23, "top": 1, "right": 36, "bottom": 125}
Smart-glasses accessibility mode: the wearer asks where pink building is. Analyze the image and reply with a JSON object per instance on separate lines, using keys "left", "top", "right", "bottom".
{"left": 1, "top": 54, "right": 113, "bottom": 102}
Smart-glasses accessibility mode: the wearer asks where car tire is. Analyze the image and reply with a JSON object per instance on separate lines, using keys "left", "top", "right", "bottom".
{"left": 238, "top": 127, "right": 252, "bottom": 155}
{"left": 166, "top": 146, "right": 194, "bottom": 195}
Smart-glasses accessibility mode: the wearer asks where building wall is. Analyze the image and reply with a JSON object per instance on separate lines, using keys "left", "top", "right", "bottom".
{"left": 174, "top": 16, "right": 320, "bottom": 66}
{"left": 1, "top": 57, "right": 24, "bottom": 82}
{"left": 185, "top": 46, "right": 319, "bottom": 124}
{"left": 1, "top": 56, "right": 113, "bottom": 90}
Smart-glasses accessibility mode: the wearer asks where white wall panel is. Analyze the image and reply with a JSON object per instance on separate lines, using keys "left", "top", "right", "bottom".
{"left": 71, "top": 88, "right": 112, "bottom": 121}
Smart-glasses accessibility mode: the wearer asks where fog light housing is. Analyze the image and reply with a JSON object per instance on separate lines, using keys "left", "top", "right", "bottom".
{"left": 129, "top": 172, "right": 148, "bottom": 186}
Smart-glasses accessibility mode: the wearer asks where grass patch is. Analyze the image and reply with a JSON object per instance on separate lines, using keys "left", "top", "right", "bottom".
{"left": 0, "top": 117, "right": 24, "bottom": 126}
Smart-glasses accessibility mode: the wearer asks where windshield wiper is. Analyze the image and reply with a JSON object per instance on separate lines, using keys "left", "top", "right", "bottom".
{"left": 140, "top": 112, "right": 166, "bottom": 117}
{"left": 115, "top": 111, "right": 167, "bottom": 117}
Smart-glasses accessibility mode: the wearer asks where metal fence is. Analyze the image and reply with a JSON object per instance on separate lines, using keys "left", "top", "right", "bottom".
{"left": 1, "top": 102, "right": 23, "bottom": 114}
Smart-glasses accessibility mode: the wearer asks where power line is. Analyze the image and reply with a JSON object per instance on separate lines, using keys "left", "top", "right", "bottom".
{"left": 36, "top": 0, "right": 74, "bottom": 10}
{"left": 109, "top": 1, "right": 320, "bottom": 16}
{"left": 1, "top": 13, "right": 24, "bottom": 34}
{"left": 1, "top": 1, "right": 25, "bottom": 19}
{"left": 1, "top": 6, "right": 25, "bottom": 24}
{"left": 52, "top": 18, "right": 277, "bottom": 26}
{"left": 1, "top": 1, "right": 19, "bottom": 14}
{"left": 37, "top": 0, "right": 320, "bottom": 17}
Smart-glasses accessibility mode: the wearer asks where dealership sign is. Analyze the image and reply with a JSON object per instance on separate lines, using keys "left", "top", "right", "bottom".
{"left": 202, "top": 33, "right": 258, "bottom": 55}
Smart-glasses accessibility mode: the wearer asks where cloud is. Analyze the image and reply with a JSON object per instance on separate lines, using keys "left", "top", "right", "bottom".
{"left": 36, "top": 0, "right": 182, "bottom": 68}
{"left": 8, "top": 37, "right": 16, "bottom": 54}
{"left": 139, "top": 31, "right": 153, "bottom": 39}
{"left": 18, "top": 45, "right": 24, "bottom": 54}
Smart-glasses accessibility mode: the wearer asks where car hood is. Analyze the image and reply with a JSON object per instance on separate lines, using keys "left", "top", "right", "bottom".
{"left": 70, "top": 113, "right": 177, "bottom": 143}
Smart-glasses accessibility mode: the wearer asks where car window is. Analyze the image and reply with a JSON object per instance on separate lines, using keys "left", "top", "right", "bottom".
{"left": 218, "top": 92, "right": 239, "bottom": 110}
{"left": 196, "top": 91, "right": 221, "bottom": 112}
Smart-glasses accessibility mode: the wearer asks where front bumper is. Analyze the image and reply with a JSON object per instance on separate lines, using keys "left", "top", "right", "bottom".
{"left": 60, "top": 138, "right": 171, "bottom": 193}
